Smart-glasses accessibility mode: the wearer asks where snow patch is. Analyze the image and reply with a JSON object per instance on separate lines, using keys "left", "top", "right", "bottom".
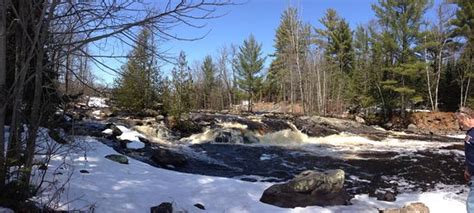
{"left": 87, "top": 97, "right": 108, "bottom": 108}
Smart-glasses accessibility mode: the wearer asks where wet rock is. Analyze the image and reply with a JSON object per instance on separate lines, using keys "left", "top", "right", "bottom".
{"left": 105, "top": 154, "right": 129, "bottom": 164}
{"left": 260, "top": 169, "right": 351, "bottom": 208}
{"left": 293, "top": 118, "right": 339, "bottom": 137}
{"left": 151, "top": 148, "right": 187, "bottom": 168}
{"left": 79, "top": 170, "right": 89, "bottom": 174}
{"left": 138, "top": 136, "right": 151, "bottom": 144}
{"left": 194, "top": 203, "right": 205, "bottom": 210}
{"left": 150, "top": 202, "right": 172, "bottom": 213}
{"left": 381, "top": 202, "right": 429, "bottom": 213}
{"left": 261, "top": 118, "right": 292, "bottom": 132}
{"left": 170, "top": 119, "right": 202, "bottom": 138}
{"left": 374, "top": 190, "right": 396, "bottom": 202}
{"left": 104, "top": 123, "right": 123, "bottom": 138}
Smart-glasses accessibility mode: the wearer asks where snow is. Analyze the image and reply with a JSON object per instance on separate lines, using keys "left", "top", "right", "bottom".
{"left": 33, "top": 134, "right": 468, "bottom": 212}
{"left": 102, "top": 129, "right": 113, "bottom": 135}
{"left": 115, "top": 125, "right": 145, "bottom": 149}
{"left": 87, "top": 97, "right": 108, "bottom": 108}
{"left": 0, "top": 207, "right": 14, "bottom": 213}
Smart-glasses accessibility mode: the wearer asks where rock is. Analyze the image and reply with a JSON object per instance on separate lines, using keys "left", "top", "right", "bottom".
{"left": 355, "top": 116, "right": 365, "bottom": 124}
{"left": 407, "top": 123, "right": 418, "bottom": 132}
{"left": 260, "top": 169, "right": 351, "bottom": 208}
{"left": 105, "top": 154, "right": 129, "bottom": 164}
{"left": 79, "top": 170, "right": 89, "bottom": 174}
{"left": 151, "top": 148, "right": 187, "bottom": 168}
{"left": 105, "top": 123, "right": 123, "bottom": 137}
{"left": 150, "top": 202, "right": 172, "bottom": 213}
{"left": 194, "top": 203, "right": 205, "bottom": 210}
{"left": 261, "top": 118, "right": 292, "bottom": 132}
{"left": 138, "top": 136, "right": 150, "bottom": 144}
{"left": 384, "top": 122, "right": 393, "bottom": 129}
{"left": 381, "top": 202, "right": 429, "bottom": 213}
{"left": 376, "top": 191, "right": 396, "bottom": 202}
{"left": 156, "top": 115, "right": 165, "bottom": 121}
{"left": 288, "top": 170, "right": 344, "bottom": 193}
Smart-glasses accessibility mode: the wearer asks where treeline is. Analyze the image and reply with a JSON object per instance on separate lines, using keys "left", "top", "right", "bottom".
{"left": 115, "top": 0, "right": 473, "bottom": 118}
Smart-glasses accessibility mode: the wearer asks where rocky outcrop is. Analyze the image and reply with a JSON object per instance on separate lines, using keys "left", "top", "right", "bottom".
{"left": 260, "top": 169, "right": 351, "bottom": 208}
{"left": 105, "top": 154, "right": 129, "bottom": 164}
{"left": 381, "top": 202, "right": 430, "bottom": 213}
{"left": 151, "top": 148, "right": 187, "bottom": 168}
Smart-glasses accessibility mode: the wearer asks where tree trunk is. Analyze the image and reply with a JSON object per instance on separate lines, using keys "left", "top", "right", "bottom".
{"left": 0, "top": 0, "right": 7, "bottom": 187}
{"left": 24, "top": 46, "right": 44, "bottom": 183}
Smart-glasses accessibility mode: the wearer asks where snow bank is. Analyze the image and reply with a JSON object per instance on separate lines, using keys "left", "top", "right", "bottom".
{"left": 34, "top": 135, "right": 467, "bottom": 212}
{"left": 87, "top": 97, "right": 108, "bottom": 108}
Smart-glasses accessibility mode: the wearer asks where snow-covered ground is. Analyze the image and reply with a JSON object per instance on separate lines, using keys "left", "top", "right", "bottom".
{"left": 31, "top": 129, "right": 468, "bottom": 212}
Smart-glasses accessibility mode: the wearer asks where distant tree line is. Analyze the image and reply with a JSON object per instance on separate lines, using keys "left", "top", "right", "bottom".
{"left": 115, "top": 0, "right": 473, "bottom": 118}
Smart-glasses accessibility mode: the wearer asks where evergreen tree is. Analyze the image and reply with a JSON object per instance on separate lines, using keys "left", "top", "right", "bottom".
{"left": 235, "top": 34, "right": 265, "bottom": 111}
{"left": 372, "top": 0, "right": 431, "bottom": 115}
{"left": 352, "top": 25, "right": 374, "bottom": 108}
{"left": 316, "top": 9, "right": 354, "bottom": 112}
{"left": 450, "top": 0, "right": 474, "bottom": 107}
{"left": 114, "top": 27, "right": 161, "bottom": 111}
{"left": 170, "top": 51, "right": 193, "bottom": 118}
{"left": 202, "top": 55, "right": 216, "bottom": 109}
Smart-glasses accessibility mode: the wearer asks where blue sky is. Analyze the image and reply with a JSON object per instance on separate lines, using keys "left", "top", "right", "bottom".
{"left": 93, "top": 0, "right": 440, "bottom": 85}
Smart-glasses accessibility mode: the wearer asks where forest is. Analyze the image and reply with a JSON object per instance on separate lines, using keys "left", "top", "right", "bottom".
{"left": 113, "top": 0, "right": 473, "bottom": 118}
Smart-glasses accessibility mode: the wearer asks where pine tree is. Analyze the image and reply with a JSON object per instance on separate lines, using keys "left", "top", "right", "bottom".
{"left": 235, "top": 34, "right": 265, "bottom": 112}
{"left": 202, "top": 55, "right": 216, "bottom": 109}
{"left": 450, "top": 0, "right": 474, "bottom": 107}
{"left": 170, "top": 51, "right": 193, "bottom": 118}
{"left": 270, "top": 7, "right": 311, "bottom": 112}
{"left": 372, "top": 0, "right": 431, "bottom": 115}
{"left": 114, "top": 27, "right": 160, "bottom": 111}
{"left": 316, "top": 9, "right": 354, "bottom": 112}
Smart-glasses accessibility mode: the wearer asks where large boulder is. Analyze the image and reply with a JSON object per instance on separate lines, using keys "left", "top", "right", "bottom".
{"left": 260, "top": 169, "right": 351, "bottom": 208}
{"left": 381, "top": 202, "right": 429, "bottom": 213}
{"left": 151, "top": 148, "right": 187, "bottom": 168}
